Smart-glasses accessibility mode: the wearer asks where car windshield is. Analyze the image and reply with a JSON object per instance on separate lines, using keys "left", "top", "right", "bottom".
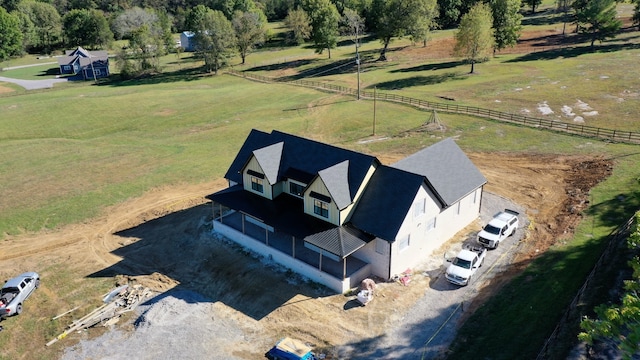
{"left": 483, "top": 224, "right": 501, "bottom": 235}
{"left": 452, "top": 257, "right": 472, "bottom": 269}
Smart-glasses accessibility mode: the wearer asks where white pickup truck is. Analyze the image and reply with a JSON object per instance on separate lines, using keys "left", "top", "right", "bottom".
{"left": 445, "top": 246, "right": 486, "bottom": 286}
{"left": 477, "top": 209, "right": 519, "bottom": 249}
{"left": 0, "top": 272, "right": 40, "bottom": 318}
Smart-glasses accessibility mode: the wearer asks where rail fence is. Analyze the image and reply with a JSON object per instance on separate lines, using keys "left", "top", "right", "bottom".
{"left": 535, "top": 215, "right": 637, "bottom": 359}
{"left": 226, "top": 68, "right": 640, "bottom": 145}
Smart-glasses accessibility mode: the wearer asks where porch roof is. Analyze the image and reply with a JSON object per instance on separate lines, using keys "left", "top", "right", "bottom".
{"left": 207, "top": 185, "right": 373, "bottom": 258}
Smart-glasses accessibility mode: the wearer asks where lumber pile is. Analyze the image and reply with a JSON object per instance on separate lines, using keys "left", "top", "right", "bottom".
{"left": 46, "top": 284, "right": 154, "bottom": 347}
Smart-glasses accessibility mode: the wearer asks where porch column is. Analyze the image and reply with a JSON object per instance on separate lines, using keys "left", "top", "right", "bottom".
{"left": 242, "top": 214, "right": 245, "bottom": 234}
{"left": 265, "top": 227, "right": 269, "bottom": 246}
{"left": 292, "top": 236, "right": 295, "bottom": 258}
{"left": 319, "top": 253, "right": 322, "bottom": 271}
{"left": 343, "top": 258, "right": 347, "bottom": 279}
{"left": 219, "top": 204, "right": 223, "bottom": 222}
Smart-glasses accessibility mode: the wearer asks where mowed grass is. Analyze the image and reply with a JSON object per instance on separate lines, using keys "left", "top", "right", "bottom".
{"left": 1, "top": 4, "right": 640, "bottom": 358}
{"left": 0, "top": 75, "right": 437, "bottom": 237}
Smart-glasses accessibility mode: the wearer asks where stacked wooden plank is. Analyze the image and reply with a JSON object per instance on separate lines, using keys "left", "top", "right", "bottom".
{"left": 46, "top": 284, "right": 154, "bottom": 347}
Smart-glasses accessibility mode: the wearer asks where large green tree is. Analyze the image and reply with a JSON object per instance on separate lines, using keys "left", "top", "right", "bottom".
{"left": 16, "top": 0, "right": 62, "bottom": 54}
{"left": 284, "top": 7, "right": 312, "bottom": 45}
{"left": 579, "top": 211, "right": 640, "bottom": 359}
{"left": 62, "top": 9, "right": 112, "bottom": 48}
{"left": 232, "top": 10, "right": 265, "bottom": 64}
{"left": 453, "top": 2, "right": 494, "bottom": 73}
{"left": 369, "top": 0, "right": 438, "bottom": 60}
{"left": 436, "top": 0, "right": 462, "bottom": 28}
{"left": 490, "top": 0, "right": 522, "bottom": 53}
{"left": 408, "top": 0, "right": 438, "bottom": 47}
{"left": 574, "top": 0, "right": 622, "bottom": 48}
{"left": 192, "top": 8, "right": 236, "bottom": 73}
{"left": 0, "top": 7, "right": 23, "bottom": 60}
{"left": 302, "top": 0, "right": 340, "bottom": 58}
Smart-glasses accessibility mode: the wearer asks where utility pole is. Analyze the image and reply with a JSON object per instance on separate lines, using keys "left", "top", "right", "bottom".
{"left": 355, "top": 27, "right": 361, "bottom": 100}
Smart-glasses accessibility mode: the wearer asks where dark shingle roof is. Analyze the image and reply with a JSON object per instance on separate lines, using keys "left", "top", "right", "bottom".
{"left": 349, "top": 166, "right": 425, "bottom": 241}
{"left": 391, "top": 138, "right": 487, "bottom": 206}
{"left": 253, "top": 142, "right": 283, "bottom": 185}
{"left": 224, "top": 129, "right": 379, "bottom": 202}
{"left": 318, "top": 160, "right": 351, "bottom": 210}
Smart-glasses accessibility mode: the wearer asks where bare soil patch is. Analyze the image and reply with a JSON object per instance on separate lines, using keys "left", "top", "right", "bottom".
{"left": 0, "top": 142, "right": 613, "bottom": 359}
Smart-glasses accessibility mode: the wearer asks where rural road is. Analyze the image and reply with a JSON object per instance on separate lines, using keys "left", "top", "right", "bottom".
{"left": 0, "top": 62, "right": 67, "bottom": 90}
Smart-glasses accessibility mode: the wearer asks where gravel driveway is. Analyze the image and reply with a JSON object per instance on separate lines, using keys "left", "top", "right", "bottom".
{"left": 61, "top": 192, "right": 527, "bottom": 360}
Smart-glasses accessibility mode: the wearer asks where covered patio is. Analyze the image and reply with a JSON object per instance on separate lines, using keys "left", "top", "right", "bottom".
{"left": 208, "top": 186, "right": 372, "bottom": 289}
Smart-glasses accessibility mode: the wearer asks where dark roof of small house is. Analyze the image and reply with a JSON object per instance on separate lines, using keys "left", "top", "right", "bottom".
{"left": 391, "top": 138, "right": 487, "bottom": 207}
{"left": 225, "top": 129, "right": 379, "bottom": 206}
{"left": 207, "top": 186, "right": 373, "bottom": 257}
{"left": 58, "top": 47, "right": 109, "bottom": 66}
{"left": 349, "top": 165, "right": 426, "bottom": 241}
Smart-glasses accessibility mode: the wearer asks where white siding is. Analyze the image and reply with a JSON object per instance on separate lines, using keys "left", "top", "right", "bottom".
{"left": 304, "top": 178, "right": 339, "bottom": 225}
{"left": 388, "top": 185, "right": 482, "bottom": 278}
{"left": 242, "top": 156, "right": 273, "bottom": 200}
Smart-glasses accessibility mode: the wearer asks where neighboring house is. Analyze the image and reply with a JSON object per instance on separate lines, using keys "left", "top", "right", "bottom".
{"left": 207, "top": 129, "right": 487, "bottom": 293}
{"left": 180, "top": 31, "right": 196, "bottom": 52}
{"left": 58, "top": 47, "right": 109, "bottom": 81}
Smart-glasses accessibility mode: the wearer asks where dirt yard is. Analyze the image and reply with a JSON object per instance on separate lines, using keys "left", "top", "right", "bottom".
{"left": 0, "top": 139, "right": 613, "bottom": 359}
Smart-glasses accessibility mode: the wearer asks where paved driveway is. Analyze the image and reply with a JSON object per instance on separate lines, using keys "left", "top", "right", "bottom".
{"left": 0, "top": 76, "right": 68, "bottom": 90}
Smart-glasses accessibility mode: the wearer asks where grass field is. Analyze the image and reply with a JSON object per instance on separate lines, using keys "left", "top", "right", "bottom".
{"left": 1, "top": 3, "right": 640, "bottom": 359}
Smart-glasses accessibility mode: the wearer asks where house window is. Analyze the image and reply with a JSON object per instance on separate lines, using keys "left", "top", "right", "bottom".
{"left": 414, "top": 199, "right": 425, "bottom": 218}
{"left": 426, "top": 217, "right": 436, "bottom": 231}
{"left": 63, "top": 65, "right": 71, "bottom": 71}
{"left": 399, "top": 235, "right": 410, "bottom": 251}
{"left": 289, "top": 182, "right": 305, "bottom": 197}
{"left": 456, "top": 202, "right": 461, "bottom": 215}
{"left": 93, "top": 69, "right": 102, "bottom": 76}
{"left": 473, "top": 189, "right": 478, "bottom": 204}
{"left": 251, "top": 176, "right": 263, "bottom": 193}
{"left": 313, "top": 199, "right": 329, "bottom": 218}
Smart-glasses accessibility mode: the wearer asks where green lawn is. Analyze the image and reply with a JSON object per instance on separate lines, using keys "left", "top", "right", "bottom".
{"left": 1, "top": 5, "right": 639, "bottom": 358}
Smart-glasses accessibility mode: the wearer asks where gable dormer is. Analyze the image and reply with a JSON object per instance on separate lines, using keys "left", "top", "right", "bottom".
{"left": 241, "top": 142, "right": 283, "bottom": 200}
{"left": 301, "top": 161, "right": 350, "bottom": 225}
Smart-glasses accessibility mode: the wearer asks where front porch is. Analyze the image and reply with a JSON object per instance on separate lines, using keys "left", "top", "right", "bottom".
{"left": 212, "top": 209, "right": 371, "bottom": 293}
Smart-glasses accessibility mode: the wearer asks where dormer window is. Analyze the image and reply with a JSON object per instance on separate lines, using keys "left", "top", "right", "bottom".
{"left": 313, "top": 199, "right": 329, "bottom": 218}
{"left": 310, "top": 191, "right": 331, "bottom": 218}
{"left": 247, "top": 169, "right": 265, "bottom": 193}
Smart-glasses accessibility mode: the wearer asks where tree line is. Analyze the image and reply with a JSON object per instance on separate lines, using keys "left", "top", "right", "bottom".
{"left": 0, "top": 0, "right": 637, "bottom": 76}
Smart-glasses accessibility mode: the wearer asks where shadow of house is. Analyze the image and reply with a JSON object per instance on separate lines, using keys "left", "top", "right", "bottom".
{"left": 87, "top": 203, "right": 327, "bottom": 320}
{"left": 58, "top": 47, "right": 109, "bottom": 81}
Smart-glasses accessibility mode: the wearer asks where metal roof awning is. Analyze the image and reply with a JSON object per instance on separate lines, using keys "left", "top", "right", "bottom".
{"left": 304, "top": 225, "right": 374, "bottom": 259}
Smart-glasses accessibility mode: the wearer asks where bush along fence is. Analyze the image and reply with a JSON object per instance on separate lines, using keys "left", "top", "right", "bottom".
{"left": 226, "top": 69, "right": 640, "bottom": 145}
{"left": 535, "top": 215, "right": 636, "bottom": 359}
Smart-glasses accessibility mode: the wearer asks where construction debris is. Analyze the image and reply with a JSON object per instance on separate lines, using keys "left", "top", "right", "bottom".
{"left": 46, "top": 284, "right": 154, "bottom": 347}
{"left": 356, "top": 278, "right": 376, "bottom": 306}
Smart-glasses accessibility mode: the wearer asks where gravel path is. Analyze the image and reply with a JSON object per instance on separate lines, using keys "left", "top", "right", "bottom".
{"left": 61, "top": 192, "right": 526, "bottom": 360}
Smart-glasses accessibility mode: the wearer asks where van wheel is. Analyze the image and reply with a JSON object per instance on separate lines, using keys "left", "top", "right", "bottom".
{"left": 16, "top": 304, "right": 22, "bottom": 315}
{"left": 494, "top": 241, "right": 499, "bottom": 249}
{"left": 510, "top": 228, "right": 516, "bottom": 236}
